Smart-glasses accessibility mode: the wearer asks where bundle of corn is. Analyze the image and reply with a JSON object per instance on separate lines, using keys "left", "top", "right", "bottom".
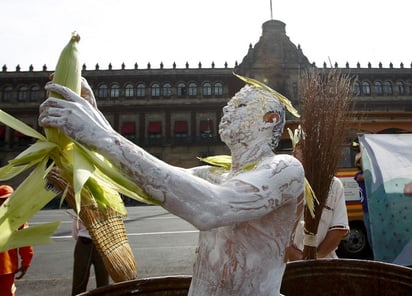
{"left": 47, "top": 167, "right": 137, "bottom": 281}
{"left": 0, "top": 33, "right": 158, "bottom": 280}
{"left": 299, "top": 68, "right": 354, "bottom": 259}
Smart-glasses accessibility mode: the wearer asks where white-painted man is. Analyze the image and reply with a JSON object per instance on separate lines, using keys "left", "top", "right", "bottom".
{"left": 39, "top": 78, "right": 304, "bottom": 296}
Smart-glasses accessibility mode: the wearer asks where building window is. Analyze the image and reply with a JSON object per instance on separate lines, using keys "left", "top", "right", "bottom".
{"left": 383, "top": 81, "right": 393, "bottom": 95}
{"left": 18, "top": 86, "right": 29, "bottom": 101}
{"left": 97, "top": 84, "right": 108, "bottom": 98}
{"left": 174, "top": 120, "right": 188, "bottom": 138}
{"left": 125, "top": 84, "right": 134, "bottom": 97}
{"left": 177, "top": 83, "right": 186, "bottom": 97}
{"left": 188, "top": 83, "right": 197, "bottom": 96}
{"left": 151, "top": 83, "right": 160, "bottom": 97}
{"left": 30, "top": 85, "right": 41, "bottom": 101}
{"left": 374, "top": 81, "right": 383, "bottom": 95}
{"left": 0, "top": 125, "right": 5, "bottom": 145}
{"left": 2, "top": 86, "right": 13, "bottom": 102}
{"left": 396, "top": 81, "right": 405, "bottom": 95}
{"left": 137, "top": 83, "right": 145, "bottom": 97}
{"left": 353, "top": 82, "right": 360, "bottom": 96}
{"left": 202, "top": 82, "right": 212, "bottom": 96}
{"left": 200, "top": 119, "right": 213, "bottom": 138}
{"left": 110, "top": 84, "right": 120, "bottom": 98}
{"left": 148, "top": 121, "right": 162, "bottom": 138}
{"left": 214, "top": 82, "right": 223, "bottom": 96}
{"left": 361, "top": 81, "right": 371, "bottom": 96}
{"left": 163, "top": 83, "right": 172, "bottom": 97}
{"left": 121, "top": 121, "right": 136, "bottom": 141}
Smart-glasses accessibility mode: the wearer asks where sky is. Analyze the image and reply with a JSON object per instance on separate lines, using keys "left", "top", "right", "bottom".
{"left": 1, "top": 0, "right": 411, "bottom": 71}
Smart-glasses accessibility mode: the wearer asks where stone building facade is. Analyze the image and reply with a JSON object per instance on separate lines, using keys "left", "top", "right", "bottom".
{"left": 1, "top": 19, "right": 411, "bottom": 183}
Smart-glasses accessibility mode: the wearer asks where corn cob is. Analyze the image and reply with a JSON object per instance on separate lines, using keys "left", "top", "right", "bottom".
{"left": 0, "top": 33, "right": 159, "bottom": 280}
{"left": 45, "top": 32, "right": 81, "bottom": 149}
{"left": 40, "top": 33, "right": 138, "bottom": 281}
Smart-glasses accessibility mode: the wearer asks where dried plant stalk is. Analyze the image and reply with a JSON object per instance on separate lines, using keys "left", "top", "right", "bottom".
{"left": 47, "top": 167, "right": 138, "bottom": 282}
{"left": 299, "top": 68, "right": 354, "bottom": 259}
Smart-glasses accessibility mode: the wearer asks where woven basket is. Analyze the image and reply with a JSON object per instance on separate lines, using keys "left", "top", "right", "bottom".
{"left": 47, "top": 167, "right": 138, "bottom": 282}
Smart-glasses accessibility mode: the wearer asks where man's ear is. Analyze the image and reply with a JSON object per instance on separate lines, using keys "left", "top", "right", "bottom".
{"left": 263, "top": 112, "right": 280, "bottom": 124}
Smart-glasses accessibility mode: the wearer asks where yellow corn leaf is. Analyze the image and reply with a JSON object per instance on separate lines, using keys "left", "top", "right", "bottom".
{"left": 0, "top": 158, "right": 59, "bottom": 251}
{"left": 0, "top": 164, "right": 33, "bottom": 181}
{"left": 287, "top": 128, "right": 296, "bottom": 150}
{"left": 198, "top": 155, "right": 232, "bottom": 170}
{"left": 86, "top": 176, "right": 127, "bottom": 216}
{"left": 73, "top": 146, "right": 95, "bottom": 212}
{"left": 75, "top": 142, "right": 159, "bottom": 205}
{"left": 233, "top": 72, "right": 300, "bottom": 118}
{"left": 8, "top": 141, "right": 56, "bottom": 166}
{"left": 0, "top": 222, "right": 60, "bottom": 252}
{"left": 304, "top": 178, "right": 318, "bottom": 218}
{"left": 0, "top": 110, "right": 46, "bottom": 140}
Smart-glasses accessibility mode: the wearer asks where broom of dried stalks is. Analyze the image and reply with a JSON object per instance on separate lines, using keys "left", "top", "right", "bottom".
{"left": 299, "top": 68, "right": 354, "bottom": 259}
{"left": 47, "top": 167, "right": 138, "bottom": 282}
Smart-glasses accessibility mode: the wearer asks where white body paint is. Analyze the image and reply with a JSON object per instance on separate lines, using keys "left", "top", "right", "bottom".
{"left": 39, "top": 83, "right": 304, "bottom": 295}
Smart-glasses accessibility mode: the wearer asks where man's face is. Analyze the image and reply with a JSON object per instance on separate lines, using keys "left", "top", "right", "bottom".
{"left": 219, "top": 95, "right": 265, "bottom": 146}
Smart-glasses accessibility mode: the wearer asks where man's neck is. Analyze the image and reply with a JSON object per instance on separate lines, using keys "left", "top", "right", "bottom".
{"left": 230, "top": 141, "right": 274, "bottom": 174}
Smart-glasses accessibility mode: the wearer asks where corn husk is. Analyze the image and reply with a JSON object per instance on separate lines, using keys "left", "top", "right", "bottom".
{"left": 0, "top": 33, "right": 156, "bottom": 261}
{"left": 0, "top": 156, "right": 59, "bottom": 252}
{"left": 47, "top": 167, "right": 137, "bottom": 281}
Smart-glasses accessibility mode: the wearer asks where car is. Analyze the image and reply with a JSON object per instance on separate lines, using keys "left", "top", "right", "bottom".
{"left": 335, "top": 170, "right": 373, "bottom": 259}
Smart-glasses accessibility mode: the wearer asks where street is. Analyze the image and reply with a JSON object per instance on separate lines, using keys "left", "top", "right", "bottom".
{"left": 15, "top": 206, "right": 198, "bottom": 296}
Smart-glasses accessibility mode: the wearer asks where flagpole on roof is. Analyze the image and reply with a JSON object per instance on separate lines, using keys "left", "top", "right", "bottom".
{"left": 270, "top": 0, "right": 273, "bottom": 20}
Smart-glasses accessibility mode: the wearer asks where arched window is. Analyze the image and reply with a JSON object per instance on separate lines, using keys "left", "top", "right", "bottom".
{"left": 18, "top": 86, "right": 28, "bottom": 101}
{"left": 97, "top": 84, "right": 108, "bottom": 98}
{"left": 214, "top": 82, "right": 223, "bottom": 96}
{"left": 374, "top": 81, "right": 383, "bottom": 95}
{"left": 110, "top": 84, "right": 120, "bottom": 98}
{"left": 353, "top": 82, "right": 361, "bottom": 96}
{"left": 2, "top": 86, "right": 13, "bottom": 102}
{"left": 163, "top": 83, "right": 172, "bottom": 97}
{"left": 188, "top": 83, "right": 197, "bottom": 96}
{"left": 202, "top": 82, "right": 212, "bottom": 96}
{"left": 136, "top": 83, "right": 145, "bottom": 97}
{"left": 396, "top": 81, "right": 405, "bottom": 95}
{"left": 30, "top": 85, "right": 41, "bottom": 101}
{"left": 125, "top": 83, "right": 134, "bottom": 97}
{"left": 151, "top": 83, "right": 160, "bottom": 97}
{"left": 177, "top": 83, "right": 186, "bottom": 97}
{"left": 383, "top": 81, "right": 393, "bottom": 95}
{"left": 361, "top": 81, "right": 371, "bottom": 95}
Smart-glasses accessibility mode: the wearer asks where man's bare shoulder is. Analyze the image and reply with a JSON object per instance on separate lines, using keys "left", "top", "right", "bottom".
{"left": 263, "top": 153, "right": 303, "bottom": 170}
{"left": 233, "top": 154, "right": 304, "bottom": 186}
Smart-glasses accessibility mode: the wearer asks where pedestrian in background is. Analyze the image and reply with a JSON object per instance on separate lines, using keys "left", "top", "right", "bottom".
{"left": 354, "top": 153, "right": 373, "bottom": 250}
{"left": 0, "top": 185, "right": 34, "bottom": 296}
{"left": 71, "top": 215, "right": 109, "bottom": 295}
{"left": 286, "top": 144, "right": 349, "bottom": 260}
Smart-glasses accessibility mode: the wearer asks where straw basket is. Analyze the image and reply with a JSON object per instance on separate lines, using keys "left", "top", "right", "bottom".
{"left": 47, "top": 167, "right": 138, "bottom": 282}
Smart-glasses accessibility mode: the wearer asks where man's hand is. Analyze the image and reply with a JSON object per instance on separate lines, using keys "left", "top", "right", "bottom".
{"left": 80, "top": 77, "right": 97, "bottom": 108}
{"left": 15, "top": 266, "right": 29, "bottom": 279}
{"left": 39, "top": 82, "right": 114, "bottom": 148}
{"left": 404, "top": 181, "right": 412, "bottom": 196}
